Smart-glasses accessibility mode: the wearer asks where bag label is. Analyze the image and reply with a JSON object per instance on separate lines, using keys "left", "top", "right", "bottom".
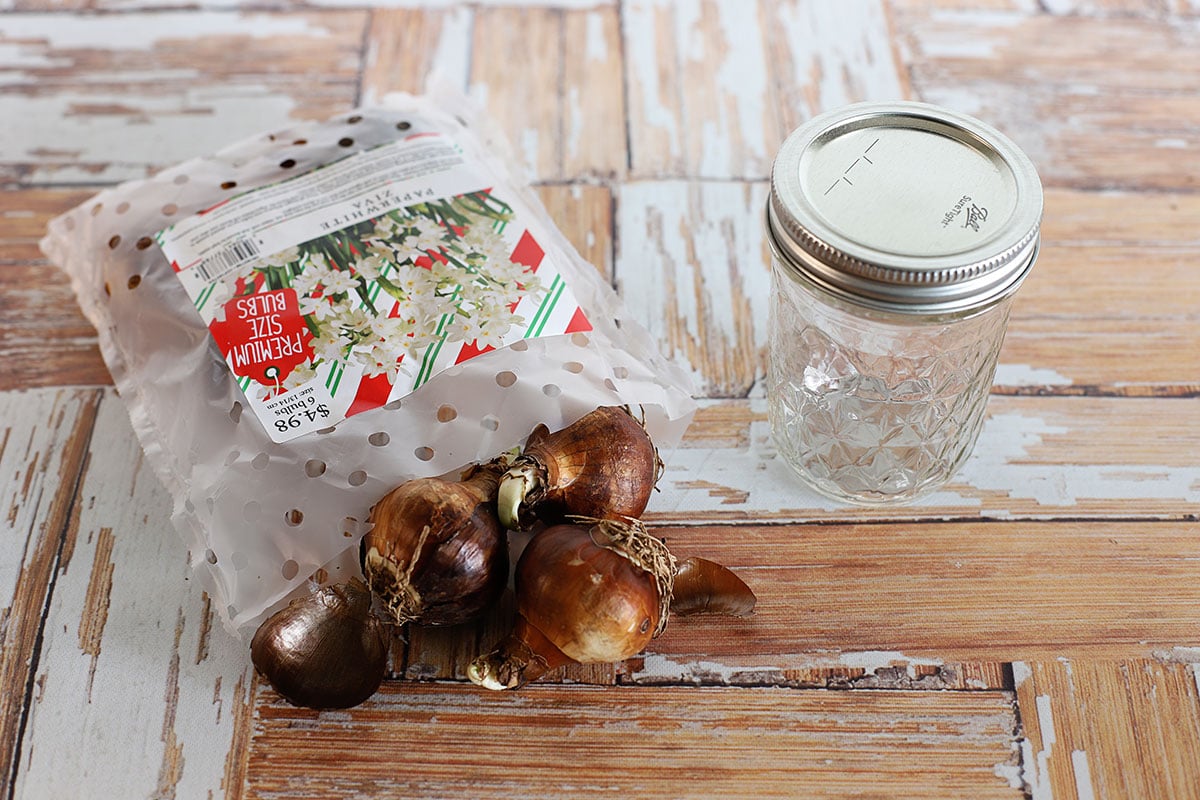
{"left": 157, "top": 133, "right": 592, "bottom": 442}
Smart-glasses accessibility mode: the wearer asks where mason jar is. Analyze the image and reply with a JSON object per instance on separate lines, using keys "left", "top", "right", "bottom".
{"left": 766, "top": 102, "right": 1043, "bottom": 505}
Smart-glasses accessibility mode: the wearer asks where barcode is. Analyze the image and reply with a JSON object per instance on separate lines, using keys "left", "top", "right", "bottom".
{"left": 194, "top": 238, "right": 261, "bottom": 282}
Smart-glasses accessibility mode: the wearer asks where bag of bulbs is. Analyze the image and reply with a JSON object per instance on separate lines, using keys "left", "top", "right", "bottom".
{"left": 43, "top": 90, "right": 754, "bottom": 708}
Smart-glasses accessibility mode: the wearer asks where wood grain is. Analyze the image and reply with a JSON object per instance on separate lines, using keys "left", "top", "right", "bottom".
{"left": 897, "top": 8, "right": 1200, "bottom": 190}
{"left": 641, "top": 517, "right": 1200, "bottom": 665}
{"left": 651, "top": 396, "right": 1200, "bottom": 523}
{"left": 4, "top": 3, "right": 1200, "bottom": 798}
{"left": 360, "top": 7, "right": 473, "bottom": 103}
{"left": 1014, "top": 659, "right": 1200, "bottom": 799}
{"left": 614, "top": 181, "right": 1200, "bottom": 398}
{"left": 0, "top": 10, "right": 366, "bottom": 185}
{"left": 247, "top": 682, "right": 1024, "bottom": 800}
{"left": 764, "top": 0, "right": 912, "bottom": 136}
{"left": 0, "top": 190, "right": 111, "bottom": 390}
{"left": 534, "top": 183, "right": 615, "bottom": 281}
{"left": 616, "top": 180, "right": 771, "bottom": 397}
{"left": 456, "top": 6, "right": 628, "bottom": 182}
{"left": 0, "top": 388, "right": 99, "bottom": 794}
{"left": 632, "top": 0, "right": 780, "bottom": 178}
{"left": 14, "top": 393, "right": 256, "bottom": 800}
{"left": 401, "top": 513, "right": 1200, "bottom": 689}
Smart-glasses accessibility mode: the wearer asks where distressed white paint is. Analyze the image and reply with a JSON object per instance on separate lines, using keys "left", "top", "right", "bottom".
{"left": 361, "top": 7, "right": 473, "bottom": 106}
{"left": 1036, "top": 694, "right": 1057, "bottom": 748}
{"left": 621, "top": 0, "right": 683, "bottom": 171}
{"left": 1022, "top": 736, "right": 1054, "bottom": 800}
{"left": 631, "top": 653, "right": 785, "bottom": 684}
{"left": 697, "top": 0, "right": 773, "bottom": 177}
{"left": 16, "top": 391, "right": 254, "bottom": 800}
{"left": 630, "top": 649, "right": 945, "bottom": 684}
{"left": 1012, "top": 660, "right": 1033, "bottom": 688}
{"left": 994, "top": 363, "right": 1073, "bottom": 387}
{"left": 957, "top": 412, "right": 1200, "bottom": 508}
{"left": 772, "top": 0, "right": 908, "bottom": 121}
{"left": 899, "top": 11, "right": 1026, "bottom": 60}
{"left": 835, "top": 650, "right": 943, "bottom": 672}
{"left": 0, "top": 12, "right": 336, "bottom": 51}
{"left": 623, "top": 0, "right": 776, "bottom": 177}
{"left": 649, "top": 398, "right": 1200, "bottom": 522}
{"left": 1072, "top": 749, "right": 1097, "bottom": 800}
{"left": 616, "top": 180, "right": 771, "bottom": 396}
{"left": 0, "top": 390, "right": 97, "bottom": 626}
{"left": 0, "top": 90, "right": 299, "bottom": 184}
{"left": 585, "top": 11, "right": 609, "bottom": 61}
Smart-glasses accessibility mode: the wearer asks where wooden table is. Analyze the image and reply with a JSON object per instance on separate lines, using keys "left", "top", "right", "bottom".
{"left": 3, "top": 1, "right": 1199, "bottom": 797}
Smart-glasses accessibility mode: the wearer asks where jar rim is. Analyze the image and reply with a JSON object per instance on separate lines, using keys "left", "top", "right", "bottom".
{"left": 768, "top": 101, "right": 1043, "bottom": 315}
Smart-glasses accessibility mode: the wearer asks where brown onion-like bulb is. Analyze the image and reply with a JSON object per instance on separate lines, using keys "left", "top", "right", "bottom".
{"left": 250, "top": 578, "right": 389, "bottom": 709}
{"left": 469, "top": 521, "right": 758, "bottom": 691}
{"left": 496, "top": 406, "right": 661, "bottom": 530}
{"left": 468, "top": 518, "right": 675, "bottom": 690}
{"left": 361, "top": 461, "right": 508, "bottom": 626}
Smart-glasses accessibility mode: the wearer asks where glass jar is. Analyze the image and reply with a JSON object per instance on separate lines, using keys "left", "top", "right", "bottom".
{"left": 766, "top": 102, "right": 1043, "bottom": 505}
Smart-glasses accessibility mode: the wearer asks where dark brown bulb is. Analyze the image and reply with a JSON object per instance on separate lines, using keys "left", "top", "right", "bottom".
{"left": 250, "top": 578, "right": 389, "bottom": 709}
{"left": 361, "top": 461, "right": 508, "bottom": 626}
{"left": 497, "top": 406, "right": 661, "bottom": 530}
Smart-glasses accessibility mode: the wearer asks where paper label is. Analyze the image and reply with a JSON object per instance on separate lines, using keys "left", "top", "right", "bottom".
{"left": 157, "top": 133, "right": 592, "bottom": 442}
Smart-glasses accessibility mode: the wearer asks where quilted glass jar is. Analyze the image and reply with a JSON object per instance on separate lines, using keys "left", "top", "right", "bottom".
{"left": 766, "top": 102, "right": 1043, "bottom": 504}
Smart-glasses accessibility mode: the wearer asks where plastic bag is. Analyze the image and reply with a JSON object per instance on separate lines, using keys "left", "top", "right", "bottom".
{"left": 41, "top": 91, "right": 696, "bottom": 635}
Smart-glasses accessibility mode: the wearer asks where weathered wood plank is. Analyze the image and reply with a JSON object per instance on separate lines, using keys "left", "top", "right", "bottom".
{"left": 0, "top": 388, "right": 100, "bottom": 795}
{"left": 1013, "top": 659, "right": 1200, "bottom": 799}
{"left": 627, "top": 0, "right": 779, "bottom": 179}
{"left": 622, "top": 0, "right": 906, "bottom": 180}
{"left": 764, "top": 0, "right": 912, "bottom": 137}
{"left": 13, "top": 390, "right": 257, "bottom": 800}
{"left": 359, "top": 7, "right": 472, "bottom": 104}
{"left": 886, "top": 0, "right": 1036, "bottom": 9}
{"left": 615, "top": 182, "right": 1200, "bottom": 397}
{"left": 644, "top": 518, "right": 1200, "bottom": 664}
{"left": 247, "top": 682, "right": 1023, "bottom": 800}
{"left": 0, "top": 189, "right": 94, "bottom": 262}
{"left": 896, "top": 9, "right": 1200, "bottom": 190}
{"left": 534, "top": 183, "right": 614, "bottom": 281}
{"left": 0, "top": 189, "right": 112, "bottom": 389}
{"left": 1038, "top": 0, "right": 1170, "bottom": 15}
{"left": 652, "top": 396, "right": 1200, "bottom": 523}
{"left": 0, "top": 11, "right": 366, "bottom": 185}
{"left": 466, "top": 6, "right": 627, "bottom": 181}
{"left": 616, "top": 180, "right": 770, "bottom": 397}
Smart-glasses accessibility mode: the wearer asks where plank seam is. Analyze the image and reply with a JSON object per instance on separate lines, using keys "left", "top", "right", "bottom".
{"left": 5, "top": 389, "right": 103, "bottom": 800}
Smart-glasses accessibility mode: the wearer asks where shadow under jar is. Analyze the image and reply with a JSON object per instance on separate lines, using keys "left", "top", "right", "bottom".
{"left": 766, "top": 102, "right": 1043, "bottom": 505}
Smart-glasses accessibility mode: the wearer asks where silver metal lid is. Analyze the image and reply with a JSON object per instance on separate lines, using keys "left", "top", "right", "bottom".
{"left": 768, "top": 101, "right": 1043, "bottom": 314}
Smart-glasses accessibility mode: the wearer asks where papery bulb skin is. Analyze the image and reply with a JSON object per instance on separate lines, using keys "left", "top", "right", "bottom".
{"left": 497, "top": 406, "right": 661, "bottom": 530}
{"left": 670, "top": 557, "right": 757, "bottom": 617}
{"left": 517, "top": 523, "right": 661, "bottom": 663}
{"left": 468, "top": 519, "right": 675, "bottom": 690}
{"left": 362, "top": 462, "right": 508, "bottom": 626}
{"left": 250, "top": 578, "right": 389, "bottom": 710}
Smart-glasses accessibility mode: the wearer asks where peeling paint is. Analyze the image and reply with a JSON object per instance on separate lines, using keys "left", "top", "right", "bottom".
{"left": 994, "top": 363, "right": 1073, "bottom": 387}
{"left": 1012, "top": 661, "right": 1033, "bottom": 688}
{"left": 3, "top": 91, "right": 300, "bottom": 185}
{"left": 1073, "top": 749, "right": 1097, "bottom": 800}
{"left": 1036, "top": 694, "right": 1056, "bottom": 748}
{"left": 0, "top": 13, "right": 337, "bottom": 52}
